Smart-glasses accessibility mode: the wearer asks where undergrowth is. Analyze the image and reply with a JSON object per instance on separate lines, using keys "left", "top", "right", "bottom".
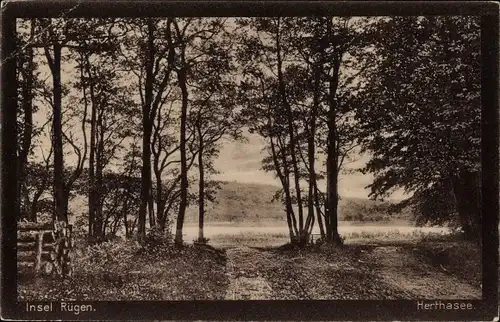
{"left": 18, "top": 232, "right": 229, "bottom": 301}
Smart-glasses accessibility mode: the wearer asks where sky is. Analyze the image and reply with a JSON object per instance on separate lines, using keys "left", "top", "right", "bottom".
{"left": 213, "top": 131, "right": 409, "bottom": 200}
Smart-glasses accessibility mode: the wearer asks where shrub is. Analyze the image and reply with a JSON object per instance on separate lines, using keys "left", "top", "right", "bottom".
{"left": 194, "top": 237, "right": 210, "bottom": 245}
{"left": 75, "top": 239, "right": 142, "bottom": 275}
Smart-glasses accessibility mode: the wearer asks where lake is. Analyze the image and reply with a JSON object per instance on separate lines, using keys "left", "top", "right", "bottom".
{"left": 181, "top": 221, "right": 451, "bottom": 242}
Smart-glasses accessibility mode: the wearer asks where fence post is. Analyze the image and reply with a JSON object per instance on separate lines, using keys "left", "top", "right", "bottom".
{"left": 34, "top": 232, "right": 43, "bottom": 272}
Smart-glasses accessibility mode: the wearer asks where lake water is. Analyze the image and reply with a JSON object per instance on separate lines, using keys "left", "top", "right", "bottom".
{"left": 181, "top": 222, "right": 450, "bottom": 241}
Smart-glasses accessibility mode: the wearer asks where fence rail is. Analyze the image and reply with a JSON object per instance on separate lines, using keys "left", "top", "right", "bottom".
{"left": 17, "top": 221, "right": 74, "bottom": 277}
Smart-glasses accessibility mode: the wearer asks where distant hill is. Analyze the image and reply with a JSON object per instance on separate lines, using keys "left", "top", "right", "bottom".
{"left": 65, "top": 180, "right": 411, "bottom": 227}
{"left": 185, "top": 181, "right": 412, "bottom": 225}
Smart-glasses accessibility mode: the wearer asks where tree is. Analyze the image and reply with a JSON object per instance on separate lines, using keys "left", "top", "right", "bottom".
{"left": 294, "top": 17, "right": 374, "bottom": 245}
{"left": 76, "top": 45, "right": 133, "bottom": 240}
{"left": 32, "top": 18, "right": 119, "bottom": 223}
{"left": 355, "top": 16, "right": 481, "bottom": 239}
{"left": 186, "top": 20, "right": 243, "bottom": 242}
{"left": 36, "top": 18, "right": 68, "bottom": 222}
{"left": 16, "top": 19, "right": 49, "bottom": 222}
{"left": 62, "top": 18, "right": 131, "bottom": 241}
{"left": 171, "top": 18, "right": 234, "bottom": 245}
{"left": 120, "top": 18, "right": 177, "bottom": 241}
{"left": 236, "top": 17, "right": 309, "bottom": 245}
{"left": 237, "top": 17, "right": 365, "bottom": 246}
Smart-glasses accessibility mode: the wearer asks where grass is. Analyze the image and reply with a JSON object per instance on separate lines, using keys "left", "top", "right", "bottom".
{"left": 209, "top": 228, "right": 450, "bottom": 247}
{"left": 412, "top": 238, "right": 482, "bottom": 287}
{"left": 210, "top": 232, "right": 289, "bottom": 247}
{"left": 342, "top": 229, "right": 448, "bottom": 244}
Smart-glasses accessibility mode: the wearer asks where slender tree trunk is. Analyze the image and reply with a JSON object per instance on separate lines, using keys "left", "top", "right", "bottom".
{"left": 139, "top": 115, "right": 153, "bottom": 240}
{"left": 152, "top": 17, "right": 175, "bottom": 233}
{"left": 270, "top": 134, "right": 298, "bottom": 241}
{"left": 197, "top": 132, "right": 205, "bottom": 242}
{"left": 284, "top": 168, "right": 299, "bottom": 238}
{"left": 138, "top": 19, "right": 155, "bottom": 242}
{"left": 93, "top": 107, "right": 106, "bottom": 239}
{"left": 275, "top": 19, "right": 305, "bottom": 244}
{"left": 303, "top": 135, "right": 315, "bottom": 237}
{"left": 313, "top": 181, "right": 325, "bottom": 238}
{"left": 18, "top": 41, "right": 34, "bottom": 221}
{"left": 50, "top": 44, "right": 67, "bottom": 223}
{"left": 311, "top": 62, "right": 325, "bottom": 239}
{"left": 269, "top": 136, "right": 296, "bottom": 242}
{"left": 155, "top": 175, "right": 166, "bottom": 230}
{"left": 164, "top": 190, "right": 180, "bottom": 228}
{"left": 175, "top": 66, "right": 189, "bottom": 245}
{"left": 307, "top": 143, "right": 315, "bottom": 235}
{"left": 88, "top": 137, "right": 96, "bottom": 239}
{"left": 85, "top": 55, "right": 97, "bottom": 239}
{"left": 153, "top": 110, "right": 164, "bottom": 231}
{"left": 148, "top": 186, "right": 155, "bottom": 228}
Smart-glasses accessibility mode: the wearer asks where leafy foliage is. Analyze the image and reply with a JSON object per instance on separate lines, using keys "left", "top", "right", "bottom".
{"left": 355, "top": 17, "right": 481, "bottom": 234}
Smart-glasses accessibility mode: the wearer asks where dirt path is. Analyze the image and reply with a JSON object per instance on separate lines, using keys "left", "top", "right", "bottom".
{"left": 224, "top": 246, "right": 274, "bottom": 300}
{"left": 359, "top": 246, "right": 481, "bottom": 299}
{"left": 222, "top": 244, "right": 481, "bottom": 300}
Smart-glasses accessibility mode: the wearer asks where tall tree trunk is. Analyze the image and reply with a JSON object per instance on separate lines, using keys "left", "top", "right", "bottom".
{"left": 325, "top": 18, "right": 342, "bottom": 245}
{"left": 139, "top": 101, "right": 153, "bottom": 241}
{"left": 326, "top": 130, "right": 341, "bottom": 244}
{"left": 307, "top": 141, "right": 315, "bottom": 236}
{"left": 93, "top": 107, "right": 106, "bottom": 239}
{"left": 51, "top": 44, "right": 67, "bottom": 223}
{"left": 312, "top": 60, "right": 326, "bottom": 239}
{"left": 153, "top": 110, "right": 164, "bottom": 231}
{"left": 275, "top": 19, "right": 304, "bottom": 244}
{"left": 175, "top": 66, "right": 189, "bottom": 245}
{"left": 138, "top": 19, "right": 155, "bottom": 242}
{"left": 269, "top": 135, "right": 296, "bottom": 243}
{"left": 18, "top": 39, "right": 34, "bottom": 221}
{"left": 84, "top": 53, "right": 97, "bottom": 239}
{"left": 152, "top": 17, "right": 175, "bottom": 233}
{"left": 197, "top": 130, "right": 205, "bottom": 242}
{"left": 451, "top": 170, "right": 481, "bottom": 241}
{"left": 276, "top": 137, "right": 299, "bottom": 238}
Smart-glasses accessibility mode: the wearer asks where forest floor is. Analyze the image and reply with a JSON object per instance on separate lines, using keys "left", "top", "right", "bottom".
{"left": 18, "top": 241, "right": 230, "bottom": 301}
{"left": 18, "top": 234, "right": 481, "bottom": 301}
{"left": 222, "top": 238, "right": 481, "bottom": 300}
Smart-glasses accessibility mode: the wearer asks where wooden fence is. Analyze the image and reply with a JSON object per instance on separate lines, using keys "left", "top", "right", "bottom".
{"left": 17, "top": 221, "right": 74, "bottom": 277}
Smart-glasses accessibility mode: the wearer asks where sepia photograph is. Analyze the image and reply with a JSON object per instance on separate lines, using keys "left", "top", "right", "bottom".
{"left": 1, "top": 1, "right": 498, "bottom": 321}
